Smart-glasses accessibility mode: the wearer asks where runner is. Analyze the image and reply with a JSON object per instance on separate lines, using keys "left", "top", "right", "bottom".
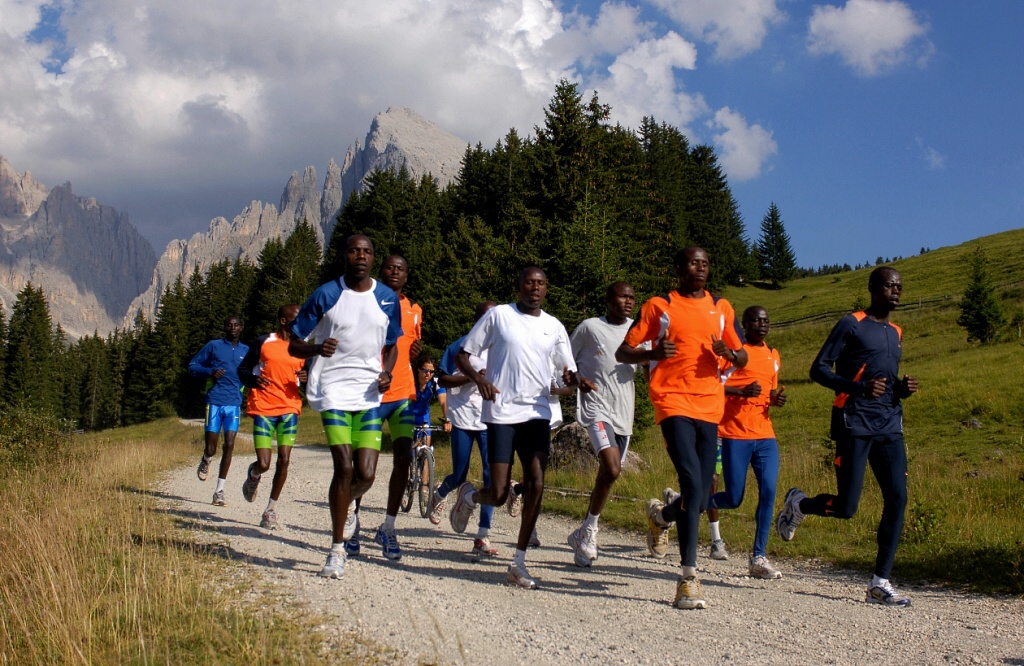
{"left": 430, "top": 301, "right": 497, "bottom": 557}
{"left": 566, "top": 281, "right": 642, "bottom": 567}
{"left": 448, "top": 267, "right": 595, "bottom": 588}
{"left": 288, "top": 234, "right": 402, "bottom": 580}
{"left": 616, "top": 247, "right": 747, "bottom": 609}
{"left": 346, "top": 255, "right": 422, "bottom": 561}
{"left": 189, "top": 315, "right": 250, "bottom": 506}
{"left": 710, "top": 305, "right": 787, "bottom": 579}
{"left": 237, "top": 304, "right": 307, "bottom": 529}
{"left": 776, "top": 266, "right": 917, "bottom": 606}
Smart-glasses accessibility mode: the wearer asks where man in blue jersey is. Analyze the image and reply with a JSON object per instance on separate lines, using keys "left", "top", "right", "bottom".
{"left": 776, "top": 266, "right": 918, "bottom": 606}
{"left": 189, "top": 315, "right": 250, "bottom": 506}
{"left": 289, "top": 234, "right": 402, "bottom": 580}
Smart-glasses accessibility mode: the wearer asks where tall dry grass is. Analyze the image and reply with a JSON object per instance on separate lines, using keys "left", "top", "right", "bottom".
{"left": 0, "top": 417, "right": 383, "bottom": 665}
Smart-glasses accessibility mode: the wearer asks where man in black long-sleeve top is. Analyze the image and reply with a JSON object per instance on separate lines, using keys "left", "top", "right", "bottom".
{"left": 775, "top": 266, "right": 918, "bottom": 607}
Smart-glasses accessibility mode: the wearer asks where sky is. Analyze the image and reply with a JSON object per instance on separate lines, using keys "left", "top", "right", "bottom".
{"left": 1, "top": 0, "right": 1022, "bottom": 269}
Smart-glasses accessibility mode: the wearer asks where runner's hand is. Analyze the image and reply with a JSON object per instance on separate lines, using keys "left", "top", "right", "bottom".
{"left": 320, "top": 338, "right": 338, "bottom": 357}
{"left": 410, "top": 338, "right": 423, "bottom": 358}
{"left": 771, "top": 386, "right": 787, "bottom": 407}
{"left": 651, "top": 339, "right": 676, "bottom": 360}
{"left": 212, "top": 369, "right": 226, "bottom": 379}
{"left": 739, "top": 381, "right": 762, "bottom": 398}
{"left": 711, "top": 334, "right": 732, "bottom": 359}
{"left": 901, "top": 375, "right": 918, "bottom": 396}
{"left": 865, "top": 377, "right": 887, "bottom": 398}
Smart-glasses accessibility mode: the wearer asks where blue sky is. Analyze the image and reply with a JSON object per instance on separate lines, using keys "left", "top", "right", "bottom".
{"left": 1, "top": 1, "right": 1022, "bottom": 269}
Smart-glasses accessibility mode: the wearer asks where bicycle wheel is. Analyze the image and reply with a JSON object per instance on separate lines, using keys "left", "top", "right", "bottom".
{"left": 417, "top": 447, "right": 435, "bottom": 518}
{"left": 400, "top": 450, "right": 415, "bottom": 513}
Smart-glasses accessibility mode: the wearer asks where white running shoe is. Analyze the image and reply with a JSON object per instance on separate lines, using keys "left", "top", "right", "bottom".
{"left": 662, "top": 487, "right": 681, "bottom": 506}
{"left": 645, "top": 499, "right": 670, "bottom": 559}
{"left": 449, "top": 483, "right": 477, "bottom": 534}
{"left": 374, "top": 525, "right": 402, "bottom": 561}
{"left": 342, "top": 500, "right": 358, "bottom": 541}
{"left": 528, "top": 527, "right": 541, "bottom": 548}
{"left": 749, "top": 555, "right": 783, "bottom": 580}
{"left": 428, "top": 484, "right": 446, "bottom": 525}
{"left": 568, "top": 525, "right": 599, "bottom": 562}
{"left": 212, "top": 489, "right": 227, "bottom": 506}
{"left": 709, "top": 538, "right": 729, "bottom": 561}
{"left": 471, "top": 538, "right": 499, "bottom": 558}
{"left": 318, "top": 551, "right": 346, "bottom": 579}
{"left": 775, "top": 488, "right": 807, "bottom": 542}
{"left": 260, "top": 508, "right": 279, "bottom": 530}
{"left": 866, "top": 579, "right": 911, "bottom": 607}
{"left": 506, "top": 483, "right": 523, "bottom": 517}
{"left": 506, "top": 563, "right": 538, "bottom": 589}
{"left": 674, "top": 575, "right": 707, "bottom": 609}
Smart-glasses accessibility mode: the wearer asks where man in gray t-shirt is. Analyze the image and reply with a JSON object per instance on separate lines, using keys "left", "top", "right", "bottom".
{"left": 566, "top": 281, "right": 643, "bottom": 567}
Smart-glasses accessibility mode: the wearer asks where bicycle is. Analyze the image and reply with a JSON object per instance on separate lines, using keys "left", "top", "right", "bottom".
{"left": 401, "top": 424, "right": 445, "bottom": 518}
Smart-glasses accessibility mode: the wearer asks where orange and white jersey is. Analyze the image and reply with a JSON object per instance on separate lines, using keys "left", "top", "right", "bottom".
{"left": 718, "top": 342, "right": 780, "bottom": 440}
{"left": 382, "top": 295, "right": 422, "bottom": 403}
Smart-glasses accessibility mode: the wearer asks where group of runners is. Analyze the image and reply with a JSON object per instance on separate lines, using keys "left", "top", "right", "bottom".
{"left": 188, "top": 233, "right": 917, "bottom": 610}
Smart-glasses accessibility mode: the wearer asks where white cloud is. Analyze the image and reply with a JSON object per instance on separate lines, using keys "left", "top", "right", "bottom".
{"left": 807, "top": 0, "right": 931, "bottom": 76}
{"left": 0, "top": 0, "right": 771, "bottom": 246}
{"left": 647, "top": 0, "right": 783, "bottom": 60}
{"left": 915, "top": 137, "right": 946, "bottom": 170}
{"left": 709, "top": 107, "right": 777, "bottom": 180}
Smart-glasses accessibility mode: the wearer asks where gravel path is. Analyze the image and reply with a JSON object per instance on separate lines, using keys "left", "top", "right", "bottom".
{"left": 160, "top": 443, "right": 1023, "bottom": 665}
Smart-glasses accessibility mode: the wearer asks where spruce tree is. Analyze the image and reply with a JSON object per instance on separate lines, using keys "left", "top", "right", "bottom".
{"left": 4, "top": 284, "right": 56, "bottom": 410}
{"left": 754, "top": 202, "right": 797, "bottom": 288}
{"left": 957, "top": 246, "right": 1005, "bottom": 343}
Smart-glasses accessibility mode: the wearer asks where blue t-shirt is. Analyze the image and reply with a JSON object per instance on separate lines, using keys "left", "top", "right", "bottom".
{"left": 412, "top": 379, "right": 445, "bottom": 426}
{"left": 188, "top": 338, "right": 250, "bottom": 407}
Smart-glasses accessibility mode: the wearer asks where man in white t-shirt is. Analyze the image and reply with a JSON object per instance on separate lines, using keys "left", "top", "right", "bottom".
{"left": 449, "top": 267, "right": 596, "bottom": 589}
{"left": 289, "top": 234, "right": 402, "bottom": 580}
{"left": 567, "top": 281, "right": 642, "bottom": 567}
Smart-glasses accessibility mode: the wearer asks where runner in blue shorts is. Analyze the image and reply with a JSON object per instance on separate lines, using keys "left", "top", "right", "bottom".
{"left": 188, "top": 315, "right": 249, "bottom": 506}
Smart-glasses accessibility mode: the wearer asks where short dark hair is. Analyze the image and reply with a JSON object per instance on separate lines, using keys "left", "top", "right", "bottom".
{"left": 518, "top": 265, "right": 546, "bottom": 286}
{"left": 868, "top": 266, "right": 898, "bottom": 292}
{"left": 673, "top": 246, "right": 706, "bottom": 267}
{"left": 606, "top": 281, "right": 633, "bottom": 299}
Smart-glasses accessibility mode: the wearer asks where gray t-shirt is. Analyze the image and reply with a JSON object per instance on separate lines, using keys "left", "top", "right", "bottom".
{"left": 571, "top": 316, "right": 637, "bottom": 436}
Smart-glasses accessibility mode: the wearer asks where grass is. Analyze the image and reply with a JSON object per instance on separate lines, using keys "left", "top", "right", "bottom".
{"left": 0, "top": 416, "right": 391, "bottom": 665}
{"left": 537, "top": 229, "right": 1024, "bottom": 594}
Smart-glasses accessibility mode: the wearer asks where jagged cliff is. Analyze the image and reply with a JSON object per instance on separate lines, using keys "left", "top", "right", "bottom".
{"left": 0, "top": 156, "right": 157, "bottom": 338}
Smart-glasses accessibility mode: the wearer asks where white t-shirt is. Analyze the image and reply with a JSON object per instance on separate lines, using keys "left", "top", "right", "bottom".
{"left": 571, "top": 316, "right": 638, "bottom": 436}
{"left": 291, "top": 278, "right": 402, "bottom": 412}
{"left": 460, "top": 303, "right": 576, "bottom": 425}
{"left": 440, "top": 335, "right": 488, "bottom": 431}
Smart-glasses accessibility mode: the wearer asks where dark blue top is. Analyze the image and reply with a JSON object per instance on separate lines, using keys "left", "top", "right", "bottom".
{"left": 438, "top": 335, "right": 466, "bottom": 377}
{"left": 810, "top": 312, "right": 905, "bottom": 438}
{"left": 188, "top": 338, "right": 250, "bottom": 406}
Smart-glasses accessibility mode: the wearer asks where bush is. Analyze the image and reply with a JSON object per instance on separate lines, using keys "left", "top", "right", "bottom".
{"left": 0, "top": 406, "right": 73, "bottom": 470}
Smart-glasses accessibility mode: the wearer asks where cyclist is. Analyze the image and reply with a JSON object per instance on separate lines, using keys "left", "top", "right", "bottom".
{"left": 411, "top": 353, "right": 450, "bottom": 446}
{"left": 189, "top": 315, "right": 249, "bottom": 507}
{"left": 431, "top": 301, "right": 498, "bottom": 557}
{"left": 237, "top": 304, "right": 307, "bottom": 529}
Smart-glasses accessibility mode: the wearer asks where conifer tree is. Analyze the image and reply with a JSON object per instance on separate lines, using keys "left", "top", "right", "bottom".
{"left": 957, "top": 246, "right": 1005, "bottom": 343}
{"left": 754, "top": 202, "right": 797, "bottom": 288}
{"left": 4, "top": 284, "right": 56, "bottom": 411}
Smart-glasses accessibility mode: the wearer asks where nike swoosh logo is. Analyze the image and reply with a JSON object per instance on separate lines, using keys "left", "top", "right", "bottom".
{"left": 381, "top": 301, "right": 394, "bottom": 305}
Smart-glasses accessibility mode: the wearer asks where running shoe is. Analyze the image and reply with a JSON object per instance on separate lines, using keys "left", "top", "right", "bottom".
{"left": 528, "top": 527, "right": 541, "bottom": 548}
{"left": 197, "top": 457, "right": 210, "bottom": 481}
{"left": 709, "top": 538, "right": 729, "bottom": 561}
{"left": 506, "top": 563, "right": 538, "bottom": 589}
{"left": 645, "top": 499, "right": 670, "bottom": 559}
{"left": 344, "top": 532, "right": 360, "bottom": 556}
{"left": 568, "top": 525, "right": 599, "bottom": 562}
{"left": 749, "top": 555, "right": 783, "bottom": 580}
{"left": 506, "top": 483, "right": 523, "bottom": 517}
{"left": 449, "top": 482, "right": 477, "bottom": 534}
{"left": 241, "top": 463, "right": 260, "bottom": 503}
{"left": 342, "top": 500, "right": 358, "bottom": 541}
{"left": 428, "top": 484, "right": 446, "bottom": 525}
{"left": 260, "top": 508, "right": 279, "bottom": 530}
{"left": 775, "top": 487, "right": 807, "bottom": 542}
{"left": 866, "top": 580, "right": 911, "bottom": 607}
{"left": 471, "top": 538, "right": 499, "bottom": 557}
{"left": 212, "top": 489, "right": 227, "bottom": 506}
{"left": 318, "top": 551, "right": 346, "bottom": 579}
{"left": 662, "top": 487, "right": 681, "bottom": 506}
{"left": 674, "top": 575, "right": 707, "bottom": 610}
{"left": 374, "top": 525, "right": 402, "bottom": 561}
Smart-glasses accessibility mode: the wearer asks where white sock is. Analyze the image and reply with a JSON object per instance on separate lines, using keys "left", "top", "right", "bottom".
{"left": 709, "top": 521, "right": 722, "bottom": 542}
{"left": 476, "top": 526, "right": 489, "bottom": 539}
{"left": 266, "top": 498, "right": 277, "bottom": 511}
{"left": 331, "top": 543, "right": 345, "bottom": 554}
{"left": 584, "top": 513, "right": 599, "bottom": 529}
{"left": 215, "top": 478, "right": 226, "bottom": 492}
{"left": 870, "top": 575, "right": 887, "bottom": 589}
{"left": 466, "top": 489, "right": 477, "bottom": 505}
{"left": 203, "top": 455, "right": 213, "bottom": 463}
{"left": 513, "top": 548, "right": 527, "bottom": 566}
{"left": 681, "top": 565, "right": 698, "bottom": 579}
{"left": 383, "top": 514, "right": 397, "bottom": 531}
